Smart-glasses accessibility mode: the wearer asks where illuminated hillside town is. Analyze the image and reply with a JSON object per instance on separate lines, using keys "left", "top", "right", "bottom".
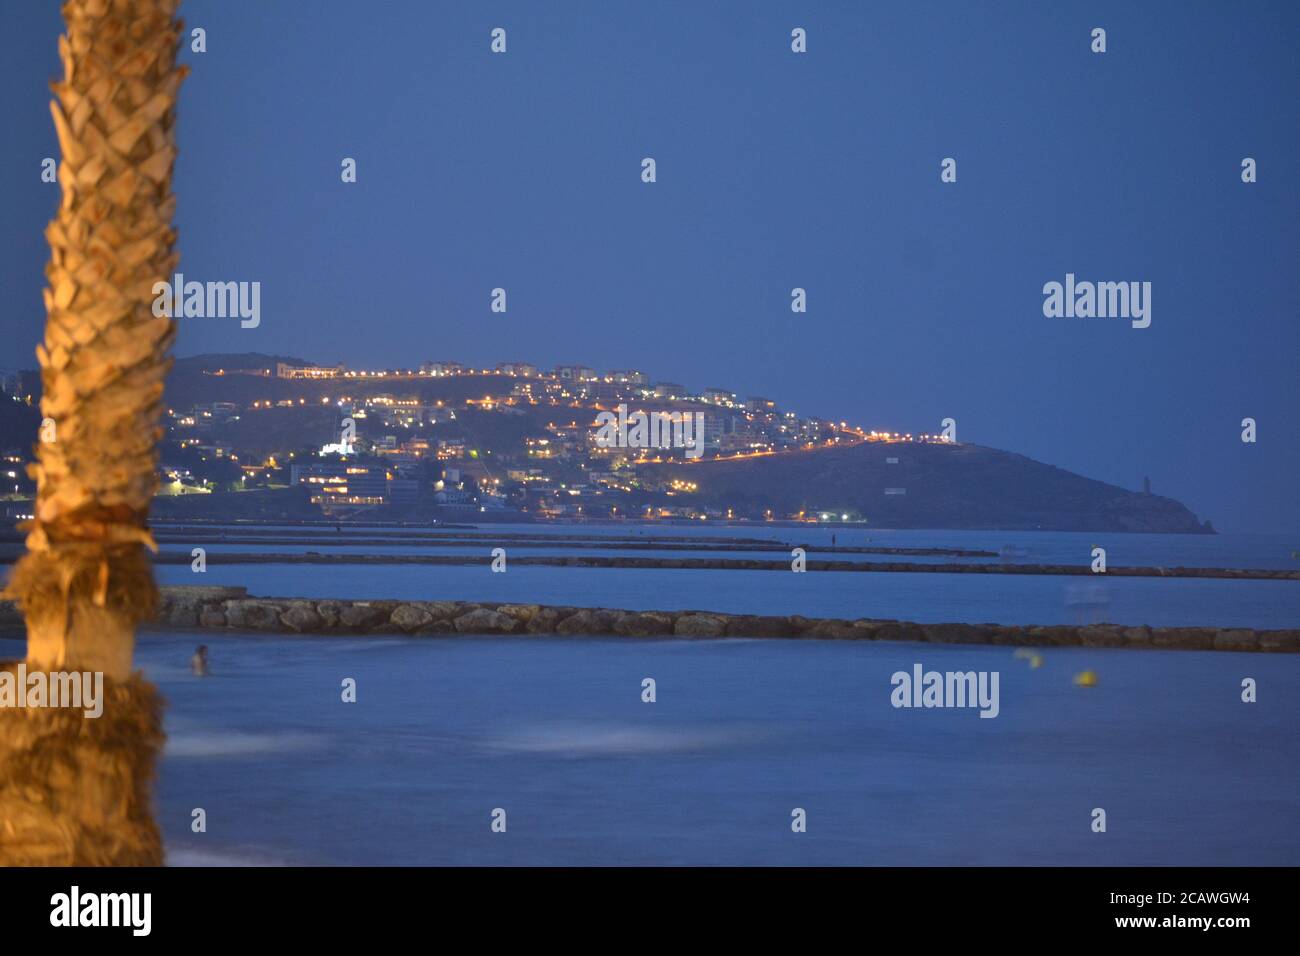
{"left": 1, "top": 359, "right": 953, "bottom": 523}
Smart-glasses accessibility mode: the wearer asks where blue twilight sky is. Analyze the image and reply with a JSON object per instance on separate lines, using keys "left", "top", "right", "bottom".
{"left": 1, "top": 1, "right": 1296, "bottom": 533}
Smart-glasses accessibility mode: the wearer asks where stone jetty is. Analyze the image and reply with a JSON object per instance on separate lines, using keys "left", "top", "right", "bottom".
{"left": 4, "top": 586, "right": 1290, "bottom": 653}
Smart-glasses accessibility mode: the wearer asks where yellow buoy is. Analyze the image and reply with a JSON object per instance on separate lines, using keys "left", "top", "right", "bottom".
{"left": 1073, "top": 670, "right": 1098, "bottom": 687}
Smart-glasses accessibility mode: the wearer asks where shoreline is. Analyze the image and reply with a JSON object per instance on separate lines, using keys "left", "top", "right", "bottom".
{"left": 4, "top": 586, "right": 1290, "bottom": 653}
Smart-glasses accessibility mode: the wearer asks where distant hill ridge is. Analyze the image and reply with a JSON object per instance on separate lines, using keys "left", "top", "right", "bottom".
{"left": 640, "top": 441, "right": 1212, "bottom": 533}
{"left": 2, "top": 353, "right": 1213, "bottom": 534}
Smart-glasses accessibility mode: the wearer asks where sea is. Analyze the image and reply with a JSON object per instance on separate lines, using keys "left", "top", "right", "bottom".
{"left": 2, "top": 524, "right": 1296, "bottom": 865}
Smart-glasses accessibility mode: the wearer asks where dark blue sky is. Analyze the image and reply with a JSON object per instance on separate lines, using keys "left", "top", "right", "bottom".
{"left": 2, "top": 1, "right": 1296, "bottom": 533}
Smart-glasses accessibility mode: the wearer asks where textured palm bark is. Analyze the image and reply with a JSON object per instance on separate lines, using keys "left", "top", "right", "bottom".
{"left": 0, "top": 665, "right": 165, "bottom": 866}
{"left": 1, "top": 0, "right": 185, "bottom": 867}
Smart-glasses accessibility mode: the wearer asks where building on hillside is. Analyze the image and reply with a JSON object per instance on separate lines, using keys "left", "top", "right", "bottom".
{"left": 436, "top": 437, "right": 466, "bottom": 460}
{"left": 422, "top": 404, "right": 456, "bottom": 424}
{"left": 701, "top": 414, "right": 728, "bottom": 450}
{"left": 586, "top": 381, "right": 620, "bottom": 402}
{"left": 526, "top": 436, "right": 557, "bottom": 459}
{"left": 606, "top": 369, "right": 647, "bottom": 385}
{"left": 276, "top": 362, "right": 344, "bottom": 379}
{"left": 289, "top": 461, "right": 394, "bottom": 508}
{"left": 554, "top": 364, "right": 599, "bottom": 383}
{"left": 399, "top": 437, "right": 431, "bottom": 458}
{"left": 720, "top": 418, "right": 769, "bottom": 453}
{"left": 192, "top": 402, "right": 239, "bottom": 425}
{"left": 497, "top": 362, "right": 538, "bottom": 377}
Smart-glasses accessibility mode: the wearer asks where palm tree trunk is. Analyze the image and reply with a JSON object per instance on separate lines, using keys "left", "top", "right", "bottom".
{"left": 1, "top": 0, "right": 185, "bottom": 866}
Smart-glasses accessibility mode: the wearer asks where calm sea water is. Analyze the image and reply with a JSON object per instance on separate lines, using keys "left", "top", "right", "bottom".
{"left": 3, "top": 630, "right": 1292, "bottom": 866}
{"left": 3, "top": 527, "right": 1297, "bottom": 865}
{"left": 147, "top": 524, "right": 1300, "bottom": 630}
{"left": 156, "top": 522, "right": 1300, "bottom": 569}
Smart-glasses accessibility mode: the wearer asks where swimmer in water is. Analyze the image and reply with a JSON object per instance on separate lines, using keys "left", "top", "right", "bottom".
{"left": 191, "top": 644, "right": 210, "bottom": 677}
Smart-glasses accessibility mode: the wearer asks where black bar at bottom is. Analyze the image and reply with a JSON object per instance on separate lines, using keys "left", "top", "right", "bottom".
{"left": 0, "top": 866, "right": 1284, "bottom": 941}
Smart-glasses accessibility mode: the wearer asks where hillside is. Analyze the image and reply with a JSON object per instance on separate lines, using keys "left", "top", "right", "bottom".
{"left": 161, "top": 355, "right": 518, "bottom": 412}
{"left": 639, "top": 440, "right": 1211, "bottom": 533}
{"left": 3, "top": 353, "right": 1215, "bottom": 533}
